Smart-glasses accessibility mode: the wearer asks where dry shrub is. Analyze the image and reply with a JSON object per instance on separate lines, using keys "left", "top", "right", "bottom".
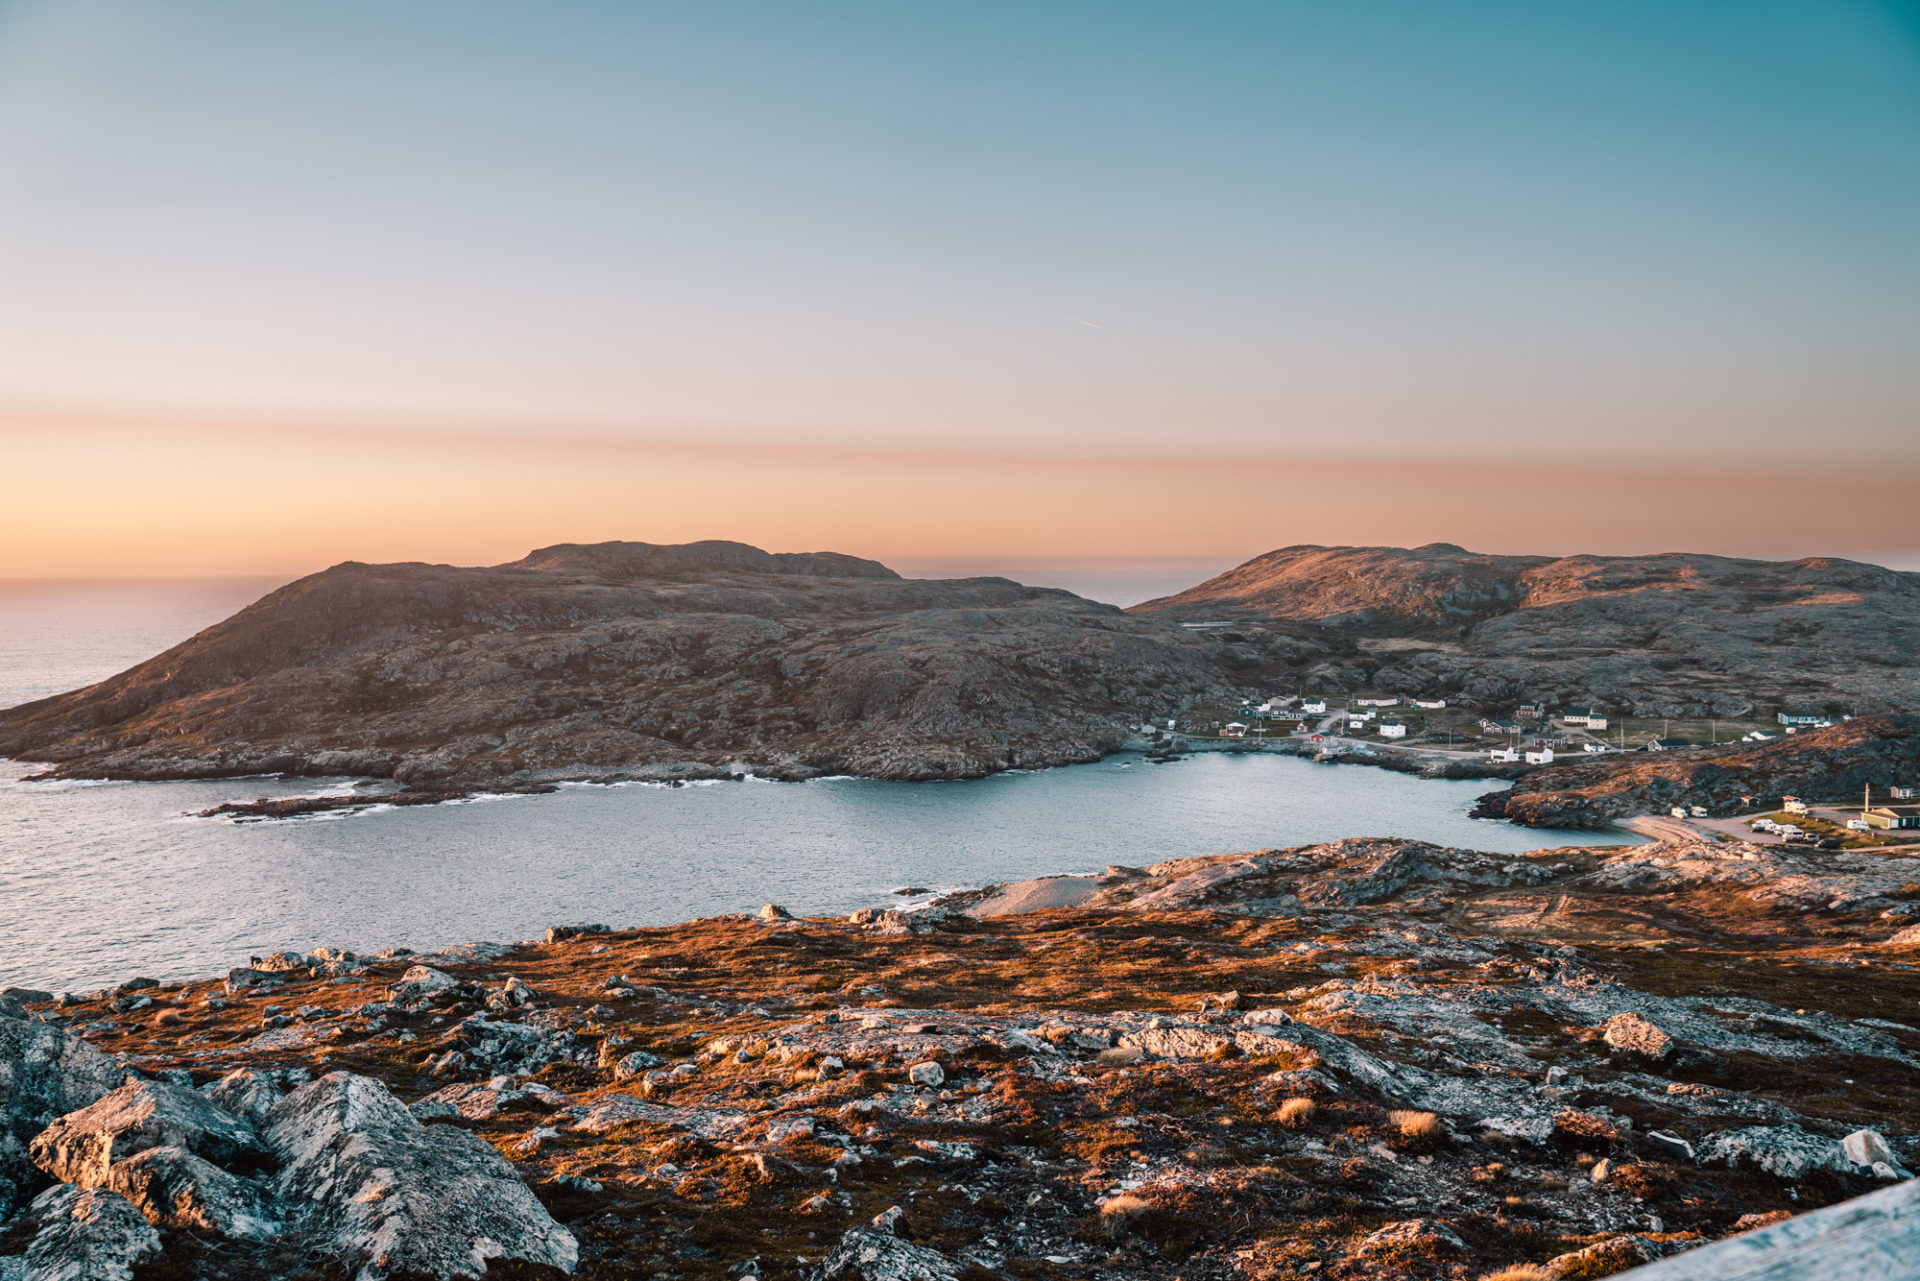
{"left": 1276, "top": 1098, "right": 1317, "bottom": 1128}
{"left": 1390, "top": 1110, "right": 1441, "bottom": 1140}
{"left": 1479, "top": 1268, "right": 1551, "bottom": 1281}
{"left": 1097, "top": 1193, "right": 1150, "bottom": 1240}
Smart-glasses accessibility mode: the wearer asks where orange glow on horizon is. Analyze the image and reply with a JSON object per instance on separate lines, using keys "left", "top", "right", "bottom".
{"left": 5, "top": 413, "right": 1917, "bottom": 578}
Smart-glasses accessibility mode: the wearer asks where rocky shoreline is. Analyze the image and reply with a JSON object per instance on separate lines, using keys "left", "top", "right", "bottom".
{"left": 7, "top": 833, "right": 1920, "bottom": 1278}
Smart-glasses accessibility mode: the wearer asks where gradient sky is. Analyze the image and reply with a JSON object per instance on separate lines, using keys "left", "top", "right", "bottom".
{"left": 2, "top": 1, "right": 1917, "bottom": 575}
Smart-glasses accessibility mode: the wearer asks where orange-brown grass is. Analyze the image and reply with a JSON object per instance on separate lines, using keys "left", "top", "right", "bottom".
{"left": 1388, "top": 1109, "right": 1437, "bottom": 1137}
{"left": 1275, "top": 1097, "right": 1317, "bottom": 1128}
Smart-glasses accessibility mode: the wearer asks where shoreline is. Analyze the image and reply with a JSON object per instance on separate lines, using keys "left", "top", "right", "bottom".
{"left": 6, "top": 832, "right": 1918, "bottom": 1279}
{"left": 6, "top": 737, "right": 1545, "bottom": 822}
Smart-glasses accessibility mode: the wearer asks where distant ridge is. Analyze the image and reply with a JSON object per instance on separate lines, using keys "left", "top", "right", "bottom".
{"left": 1130, "top": 543, "right": 1920, "bottom": 716}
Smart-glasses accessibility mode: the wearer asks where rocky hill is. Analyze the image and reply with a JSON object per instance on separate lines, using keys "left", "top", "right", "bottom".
{"left": 0, "top": 541, "right": 1239, "bottom": 786}
{"left": 1472, "top": 713, "right": 1920, "bottom": 828}
{"left": 8, "top": 832, "right": 1920, "bottom": 1279}
{"left": 1131, "top": 544, "right": 1920, "bottom": 718}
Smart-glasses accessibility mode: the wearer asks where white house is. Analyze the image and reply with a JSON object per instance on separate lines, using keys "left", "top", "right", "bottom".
{"left": 1348, "top": 718, "right": 1368, "bottom": 730}
{"left": 1778, "top": 712, "right": 1824, "bottom": 726}
{"left": 1525, "top": 747, "right": 1555, "bottom": 765}
{"left": 1782, "top": 796, "right": 1807, "bottom": 815}
{"left": 1300, "top": 699, "right": 1327, "bottom": 714}
{"left": 1221, "top": 722, "right": 1248, "bottom": 739}
{"left": 1582, "top": 742, "right": 1609, "bottom": 754}
{"left": 1379, "top": 723, "right": 1408, "bottom": 739}
{"left": 1489, "top": 747, "right": 1519, "bottom": 763}
{"left": 1562, "top": 708, "right": 1608, "bottom": 730}
{"left": 1894, "top": 787, "right": 1915, "bottom": 800}
{"left": 1349, "top": 708, "right": 1377, "bottom": 721}
{"left": 1356, "top": 696, "right": 1399, "bottom": 708}
{"left": 1413, "top": 698, "right": 1448, "bottom": 710}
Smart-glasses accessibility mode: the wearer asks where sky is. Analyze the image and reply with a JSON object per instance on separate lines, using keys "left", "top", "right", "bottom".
{"left": 1, "top": 0, "right": 1917, "bottom": 577}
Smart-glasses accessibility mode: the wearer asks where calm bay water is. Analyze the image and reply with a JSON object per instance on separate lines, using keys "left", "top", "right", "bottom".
{"left": 0, "top": 578, "right": 1632, "bottom": 993}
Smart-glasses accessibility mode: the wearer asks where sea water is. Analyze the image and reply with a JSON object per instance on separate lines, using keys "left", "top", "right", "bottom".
{"left": 0, "top": 579, "right": 1632, "bottom": 991}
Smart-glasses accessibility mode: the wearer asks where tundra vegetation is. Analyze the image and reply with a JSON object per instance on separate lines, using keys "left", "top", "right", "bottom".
{"left": 6, "top": 834, "right": 1920, "bottom": 1278}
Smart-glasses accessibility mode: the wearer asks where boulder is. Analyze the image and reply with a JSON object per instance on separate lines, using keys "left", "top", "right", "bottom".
{"left": 201, "top": 1068, "right": 284, "bottom": 1125}
{"left": 1698, "top": 1125, "right": 1853, "bottom": 1180}
{"left": 1359, "top": 1219, "right": 1466, "bottom": 1253}
{"left": 11, "top": 1184, "right": 161, "bottom": 1281}
{"left": 907, "top": 1061, "right": 945, "bottom": 1089}
{"left": 102, "top": 1145, "right": 279, "bottom": 1239}
{"left": 544, "top": 925, "right": 608, "bottom": 943}
{"left": 486, "top": 978, "right": 536, "bottom": 1010}
{"left": 1542, "top": 1234, "right": 1659, "bottom": 1276}
{"left": 0, "top": 1011, "right": 123, "bottom": 1215}
{"left": 30, "top": 1079, "right": 265, "bottom": 1187}
{"left": 1600, "top": 1012, "right": 1673, "bottom": 1060}
{"left": 812, "top": 1225, "right": 963, "bottom": 1281}
{"left": 224, "top": 967, "right": 280, "bottom": 994}
{"left": 614, "top": 1051, "right": 665, "bottom": 1081}
{"left": 389, "top": 965, "right": 459, "bottom": 1003}
{"left": 264, "top": 1071, "right": 577, "bottom": 1279}
{"left": 1644, "top": 1130, "right": 1695, "bottom": 1162}
{"left": 758, "top": 904, "right": 793, "bottom": 921}
{"left": 411, "top": 1080, "right": 523, "bottom": 1121}
{"left": 1842, "top": 1128, "right": 1897, "bottom": 1169}
{"left": 254, "top": 951, "right": 311, "bottom": 973}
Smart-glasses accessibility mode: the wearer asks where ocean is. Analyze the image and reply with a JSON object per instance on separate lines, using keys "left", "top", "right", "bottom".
{"left": 0, "top": 576, "right": 1632, "bottom": 992}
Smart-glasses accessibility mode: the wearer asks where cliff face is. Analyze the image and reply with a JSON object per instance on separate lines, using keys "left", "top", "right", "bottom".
{"left": 1472, "top": 713, "right": 1920, "bottom": 828}
{"left": 0, "top": 541, "right": 1238, "bottom": 785}
{"left": 1131, "top": 544, "right": 1920, "bottom": 717}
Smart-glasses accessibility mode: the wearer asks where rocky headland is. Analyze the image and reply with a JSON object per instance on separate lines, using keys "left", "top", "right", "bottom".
{"left": 4, "top": 540, "right": 1917, "bottom": 810}
{"left": 8, "top": 833, "right": 1920, "bottom": 1279}
{"left": 1132, "top": 543, "right": 1920, "bottom": 718}
{"left": 1471, "top": 713, "right": 1920, "bottom": 828}
{"left": 0, "top": 541, "right": 1240, "bottom": 788}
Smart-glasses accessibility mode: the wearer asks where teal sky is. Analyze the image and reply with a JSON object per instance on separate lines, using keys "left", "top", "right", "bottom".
{"left": 0, "top": 2, "right": 1918, "bottom": 573}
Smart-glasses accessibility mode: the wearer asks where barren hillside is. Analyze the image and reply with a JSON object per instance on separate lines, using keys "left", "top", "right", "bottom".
{"left": 0, "top": 541, "right": 1238, "bottom": 786}
{"left": 1132, "top": 544, "right": 1920, "bottom": 717}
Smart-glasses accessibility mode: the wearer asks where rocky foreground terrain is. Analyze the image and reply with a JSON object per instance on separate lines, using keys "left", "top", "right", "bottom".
{"left": 9, "top": 834, "right": 1920, "bottom": 1279}
{"left": 1132, "top": 543, "right": 1920, "bottom": 718}
{"left": 1471, "top": 713, "right": 1920, "bottom": 828}
{"left": 0, "top": 541, "right": 1238, "bottom": 787}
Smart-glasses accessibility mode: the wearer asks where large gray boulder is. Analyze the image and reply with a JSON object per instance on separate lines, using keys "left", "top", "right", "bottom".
{"left": 1698, "top": 1125, "right": 1855, "bottom": 1180}
{"left": 200, "top": 1067, "right": 283, "bottom": 1125}
{"left": 812, "top": 1226, "right": 964, "bottom": 1281}
{"left": 29, "top": 1078, "right": 265, "bottom": 1187}
{"left": 264, "top": 1071, "right": 577, "bottom": 1280}
{"left": 6, "top": 1184, "right": 161, "bottom": 1281}
{"left": 0, "top": 1012, "right": 123, "bottom": 1218}
{"left": 102, "top": 1145, "right": 279, "bottom": 1239}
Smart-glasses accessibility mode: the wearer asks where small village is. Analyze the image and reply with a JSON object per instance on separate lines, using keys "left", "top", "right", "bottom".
{"left": 1138, "top": 697, "right": 1919, "bottom": 850}
{"left": 1160, "top": 694, "right": 1852, "bottom": 763}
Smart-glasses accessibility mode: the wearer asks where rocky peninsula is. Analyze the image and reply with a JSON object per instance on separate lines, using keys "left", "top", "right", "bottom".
{"left": 0, "top": 541, "right": 1239, "bottom": 788}
{"left": 1471, "top": 713, "right": 1920, "bottom": 827}
{"left": 7, "top": 833, "right": 1920, "bottom": 1279}
{"left": 4, "top": 540, "right": 1916, "bottom": 812}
